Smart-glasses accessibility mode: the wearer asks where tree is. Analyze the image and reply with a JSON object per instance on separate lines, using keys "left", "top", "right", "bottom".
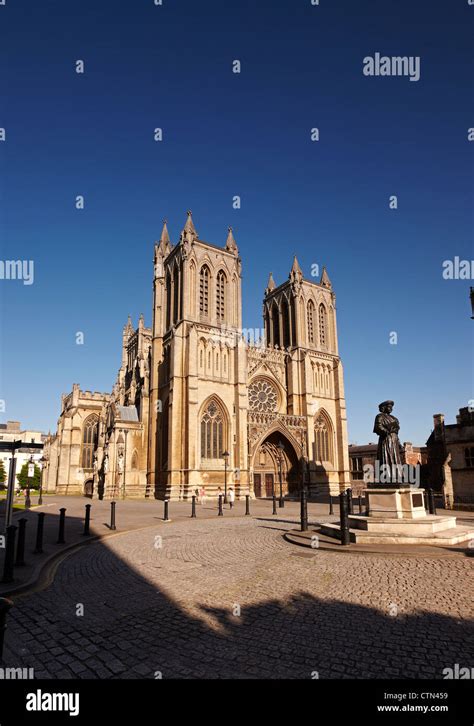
{"left": 0, "top": 459, "right": 6, "bottom": 488}
{"left": 17, "top": 462, "right": 41, "bottom": 490}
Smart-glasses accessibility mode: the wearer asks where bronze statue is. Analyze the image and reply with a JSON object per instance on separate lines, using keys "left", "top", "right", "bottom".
{"left": 373, "top": 400, "right": 404, "bottom": 486}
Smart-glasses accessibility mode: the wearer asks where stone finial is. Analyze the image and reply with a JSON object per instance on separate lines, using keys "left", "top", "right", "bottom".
{"left": 265, "top": 272, "right": 276, "bottom": 294}
{"left": 320, "top": 266, "right": 332, "bottom": 289}
{"left": 225, "top": 226, "right": 238, "bottom": 254}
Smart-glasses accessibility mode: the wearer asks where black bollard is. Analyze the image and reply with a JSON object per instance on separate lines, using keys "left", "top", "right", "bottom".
{"left": 83, "top": 504, "right": 91, "bottom": 536}
{"left": 15, "top": 518, "right": 27, "bottom": 567}
{"left": 300, "top": 489, "right": 308, "bottom": 532}
{"left": 329, "top": 495, "right": 334, "bottom": 515}
{"left": 163, "top": 499, "right": 170, "bottom": 522}
{"left": 57, "top": 507, "right": 66, "bottom": 543}
{"left": 191, "top": 495, "right": 197, "bottom": 518}
{"left": 427, "top": 488, "right": 436, "bottom": 515}
{"left": 346, "top": 488, "right": 353, "bottom": 515}
{"left": 218, "top": 494, "right": 223, "bottom": 516}
{"left": 110, "top": 502, "right": 116, "bottom": 531}
{"left": 34, "top": 512, "right": 45, "bottom": 554}
{"left": 0, "top": 597, "right": 13, "bottom": 659}
{"left": 272, "top": 495, "right": 277, "bottom": 515}
{"left": 245, "top": 494, "right": 250, "bottom": 516}
{"left": 2, "top": 526, "right": 17, "bottom": 583}
{"left": 339, "top": 491, "right": 350, "bottom": 546}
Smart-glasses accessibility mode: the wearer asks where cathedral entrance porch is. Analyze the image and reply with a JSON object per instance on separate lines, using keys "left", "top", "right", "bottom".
{"left": 251, "top": 432, "right": 299, "bottom": 499}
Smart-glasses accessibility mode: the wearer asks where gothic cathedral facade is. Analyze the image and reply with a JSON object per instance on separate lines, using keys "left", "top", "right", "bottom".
{"left": 43, "top": 212, "right": 351, "bottom": 500}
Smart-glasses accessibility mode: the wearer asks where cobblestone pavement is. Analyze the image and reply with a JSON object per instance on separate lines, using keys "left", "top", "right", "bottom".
{"left": 4, "top": 515, "right": 474, "bottom": 679}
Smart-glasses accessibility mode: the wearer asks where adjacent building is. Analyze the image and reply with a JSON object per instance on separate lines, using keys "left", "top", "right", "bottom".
{"left": 0, "top": 421, "right": 46, "bottom": 487}
{"left": 425, "top": 407, "right": 474, "bottom": 506}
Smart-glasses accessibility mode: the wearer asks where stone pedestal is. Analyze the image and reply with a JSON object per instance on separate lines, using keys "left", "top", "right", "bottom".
{"left": 365, "top": 488, "right": 426, "bottom": 519}
{"left": 320, "top": 486, "right": 474, "bottom": 545}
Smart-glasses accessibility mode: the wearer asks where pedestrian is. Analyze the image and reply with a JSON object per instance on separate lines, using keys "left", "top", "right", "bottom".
{"left": 199, "top": 486, "right": 205, "bottom": 505}
{"left": 228, "top": 487, "right": 235, "bottom": 509}
{"left": 217, "top": 486, "right": 223, "bottom": 508}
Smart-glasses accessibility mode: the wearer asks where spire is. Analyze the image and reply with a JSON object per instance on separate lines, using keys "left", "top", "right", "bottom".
{"left": 123, "top": 314, "right": 134, "bottom": 338}
{"left": 320, "top": 266, "right": 332, "bottom": 289}
{"left": 291, "top": 255, "right": 302, "bottom": 276}
{"left": 265, "top": 271, "right": 276, "bottom": 294}
{"left": 179, "top": 210, "right": 198, "bottom": 245}
{"left": 159, "top": 219, "right": 170, "bottom": 245}
{"left": 289, "top": 255, "right": 303, "bottom": 286}
{"left": 225, "top": 226, "right": 238, "bottom": 254}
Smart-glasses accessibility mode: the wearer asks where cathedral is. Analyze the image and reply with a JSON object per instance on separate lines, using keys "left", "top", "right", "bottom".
{"left": 43, "top": 212, "right": 351, "bottom": 500}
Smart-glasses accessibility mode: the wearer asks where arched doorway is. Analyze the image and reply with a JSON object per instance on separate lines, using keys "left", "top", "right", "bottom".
{"left": 252, "top": 432, "right": 299, "bottom": 498}
{"left": 84, "top": 479, "right": 94, "bottom": 498}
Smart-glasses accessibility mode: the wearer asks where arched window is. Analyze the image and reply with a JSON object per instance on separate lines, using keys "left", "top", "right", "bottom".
{"left": 465, "top": 447, "right": 474, "bottom": 467}
{"left": 272, "top": 302, "right": 280, "bottom": 346}
{"left": 223, "top": 353, "right": 227, "bottom": 373}
{"left": 307, "top": 300, "right": 315, "bottom": 344}
{"left": 200, "top": 400, "right": 225, "bottom": 459}
{"left": 173, "top": 264, "right": 179, "bottom": 324}
{"left": 199, "top": 349, "right": 203, "bottom": 368}
{"left": 81, "top": 415, "right": 99, "bottom": 470}
{"left": 216, "top": 353, "right": 219, "bottom": 371}
{"left": 216, "top": 270, "right": 226, "bottom": 321}
{"left": 131, "top": 450, "right": 139, "bottom": 470}
{"left": 282, "top": 298, "right": 290, "bottom": 348}
{"left": 319, "top": 304, "right": 327, "bottom": 348}
{"left": 199, "top": 265, "right": 210, "bottom": 316}
{"left": 161, "top": 399, "right": 169, "bottom": 470}
{"left": 165, "top": 271, "right": 171, "bottom": 329}
{"left": 314, "top": 412, "right": 333, "bottom": 464}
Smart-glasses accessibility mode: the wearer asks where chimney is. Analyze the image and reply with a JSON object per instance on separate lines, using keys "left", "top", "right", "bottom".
{"left": 433, "top": 414, "right": 445, "bottom": 440}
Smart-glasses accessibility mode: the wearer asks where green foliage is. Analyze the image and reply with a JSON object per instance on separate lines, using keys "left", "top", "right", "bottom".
{"left": 0, "top": 459, "right": 6, "bottom": 486}
{"left": 17, "top": 462, "right": 41, "bottom": 490}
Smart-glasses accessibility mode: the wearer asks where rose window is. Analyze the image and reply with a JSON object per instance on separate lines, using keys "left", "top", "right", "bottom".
{"left": 249, "top": 379, "right": 278, "bottom": 412}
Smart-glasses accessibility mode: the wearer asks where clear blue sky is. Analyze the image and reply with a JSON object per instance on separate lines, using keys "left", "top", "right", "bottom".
{"left": 0, "top": 0, "right": 472, "bottom": 446}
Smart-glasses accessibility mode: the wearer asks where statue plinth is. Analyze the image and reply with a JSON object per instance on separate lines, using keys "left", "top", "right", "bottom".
{"left": 364, "top": 488, "right": 426, "bottom": 520}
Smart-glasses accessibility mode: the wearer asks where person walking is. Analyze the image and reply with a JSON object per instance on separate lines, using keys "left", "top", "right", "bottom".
{"left": 199, "top": 485, "right": 205, "bottom": 505}
{"left": 228, "top": 487, "right": 235, "bottom": 510}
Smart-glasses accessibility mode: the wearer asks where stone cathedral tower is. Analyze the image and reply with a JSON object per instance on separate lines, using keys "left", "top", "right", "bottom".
{"left": 148, "top": 212, "right": 248, "bottom": 499}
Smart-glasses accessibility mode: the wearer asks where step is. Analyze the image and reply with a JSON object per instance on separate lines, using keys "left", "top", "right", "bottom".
{"left": 348, "top": 514, "right": 457, "bottom": 535}
{"left": 320, "top": 522, "right": 474, "bottom": 546}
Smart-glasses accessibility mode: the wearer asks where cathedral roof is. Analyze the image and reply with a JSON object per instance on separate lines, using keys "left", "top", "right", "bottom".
{"left": 116, "top": 405, "right": 139, "bottom": 422}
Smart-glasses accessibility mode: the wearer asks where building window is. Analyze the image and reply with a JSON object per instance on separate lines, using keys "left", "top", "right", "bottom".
{"left": 307, "top": 300, "right": 315, "bottom": 344}
{"left": 199, "top": 265, "right": 210, "bottom": 316}
{"left": 314, "top": 412, "right": 333, "bottom": 464}
{"left": 173, "top": 265, "right": 179, "bottom": 324}
{"left": 319, "top": 304, "right": 327, "bottom": 347}
{"left": 216, "top": 270, "right": 226, "bottom": 321}
{"left": 200, "top": 400, "right": 224, "bottom": 459}
{"left": 81, "top": 415, "right": 99, "bottom": 470}
{"left": 465, "top": 447, "right": 474, "bottom": 467}
{"left": 161, "top": 400, "right": 169, "bottom": 470}
{"left": 351, "top": 456, "right": 364, "bottom": 480}
{"left": 248, "top": 378, "right": 278, "bottom": 413}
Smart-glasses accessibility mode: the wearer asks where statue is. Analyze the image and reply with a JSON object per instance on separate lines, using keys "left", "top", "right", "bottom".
{"left": 373, "top": 400, "right": 404, "bottom": 486}
{"left": 117, "top": 452, "right": 124, "bottom": 474}
{"left": 103, "top": 452, "right": 109, "bottom": 473}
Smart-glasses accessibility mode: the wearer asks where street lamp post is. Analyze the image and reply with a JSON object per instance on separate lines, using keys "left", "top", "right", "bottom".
{"left": 277, "top": 440, "right": 285, "bottom": 508}
{"left": 223, "top": 451, "right": 229, "bottom": 504}
{"left": 25, "top": 456, "right": 34, "bottom": 510}
{"left": 38, "top": 456, "right": 45, "bottom": 506}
